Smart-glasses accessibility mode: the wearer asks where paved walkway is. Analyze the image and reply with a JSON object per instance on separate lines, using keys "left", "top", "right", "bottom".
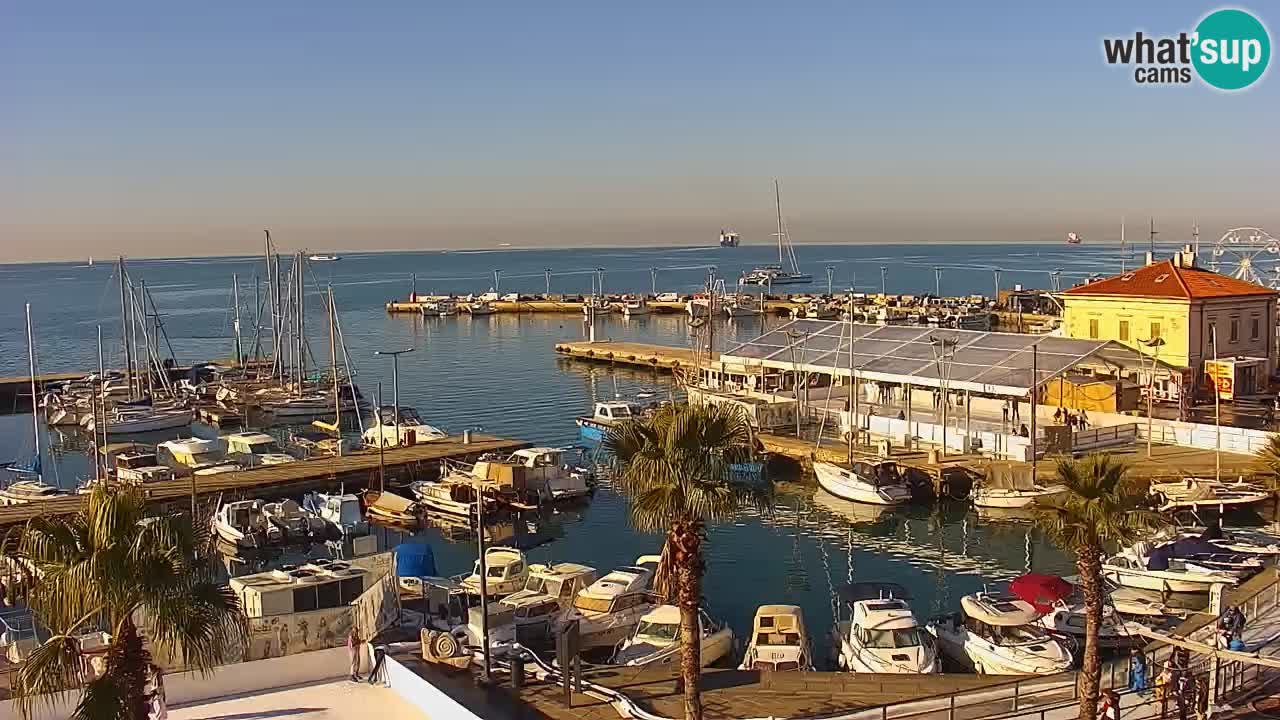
{"left": 170, "top": 680, "right": 425, "bottom": 720}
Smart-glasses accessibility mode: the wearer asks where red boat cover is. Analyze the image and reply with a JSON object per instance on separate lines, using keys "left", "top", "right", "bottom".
{"left": 1009, "top": 573, "right": 1074, "bottom": 613}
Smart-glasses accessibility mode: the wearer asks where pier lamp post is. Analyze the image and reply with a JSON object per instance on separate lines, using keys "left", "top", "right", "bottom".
{"left": 929, "top": 335, "right": 958, "bottom": 457}
{"left": 826, "top": 266, "right": 835, "bottom": 295}
{"left": 934, "top": 267, "right": 942, "bottom": 297}
{"left": 596, "top": 268, "right": 606, "bottom": 297}
{"left": 992, "top": 269, "right": 1002, "bottom": 304}
{"left": 544, "top": 268, "right": 552, "bottom": 297}
{"left": 1138, "top": 336, "right": 1165, "bottom": 459}
{"left": 373, "top": 348, "right": 414, "bottom": 447}
{"left": 650, "top": 267, "right": 658, "bottom": 297}
{"left": 493, "top": 270, "right": 501, "bottom": 294}
{"left": 880, "top": 266, "right": 887, "bottom": 296}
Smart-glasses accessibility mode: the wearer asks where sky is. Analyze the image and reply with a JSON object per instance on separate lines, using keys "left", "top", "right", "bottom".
{"left": 1, "top": 1, "right": 1277, "bottom": 261}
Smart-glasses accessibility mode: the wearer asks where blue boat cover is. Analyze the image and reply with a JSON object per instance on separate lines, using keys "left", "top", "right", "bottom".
{"left": 395, "top": 538, "right": 437, "bottom": 578}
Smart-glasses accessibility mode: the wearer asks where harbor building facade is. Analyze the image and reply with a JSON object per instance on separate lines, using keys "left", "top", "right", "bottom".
{"left": 1062, "top": 250, "right": 1277, "bottom": 397}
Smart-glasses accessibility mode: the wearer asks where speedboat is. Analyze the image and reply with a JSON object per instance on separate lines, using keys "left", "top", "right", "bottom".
{"left": 612, "top": 605, "right": 735, "bottom": 667}
{"left": 362, "top": 490, "right": 419, "bottom": 526}
{"left": 814, "top": 459, "right": 912, "bottom": 506}
{"left": 501, "top": 563, "right": 599, "bottom": 644}
{"left": 223, "top": 432, "right": 296, "bottom": 467}
{"left": 575, "top": 401, "right": 642, "bottom": 442}
{"left": 261, "top": 498, "right": 324, "bottom": 541}
{"left": 1037, "top": 601, "right": 1148, "bottom": 651}
{"left": 503, "top": 447, "right": 594, "bottom": 501}
{"left": 304, "top": 492, "right": 369, "bottom": 536}
{"left": 927, "top": 591, "right": 1073, "bottom": 675}
{"left": 1102, "top": 541, "right": 1247, "bottom": 593}
{"left": 738, "top": 605, "right": 814, "bottom": 671}
{"left": 622, "top": 296, "right": 651, "bottom": 317}
{"left": 836, "top": 585, "right": 937, "bottom": 674}
{"left": 582, "top": 298, "right": 612, "bottom": 317}
{"left": 308, "top": 254, "right": 341, "bottom": 262}
{"left": 465, "top": 301, "right": 496, "bottom": 316}
{"left": 554, "top": 556, "right": 662, "bottom": 650}
{"left": 0, "top": 479, "right": 69, "bottom": 505}
{"left": 460, "top": 546, "right": 529, "bottom": 598}
{"left": 363, "top": 406, "right": 448, "bottom": 448}
{"left": 409, "top": 480, "right": 494, "bottom": 517}
{"left": 158, "top": 438, "right": 226, "bottom": 471}
{"left": 972, "top": 484, "right": 1067, "bottom": 509}
{"left": 212, "top": 500, "right": 277, "bottom": 548}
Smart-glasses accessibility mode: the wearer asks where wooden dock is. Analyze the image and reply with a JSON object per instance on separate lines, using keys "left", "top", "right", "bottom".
{"left": 0, "top": 433, "right": 528, "bottom": 530}
{"left": 553, "top": 340, "right": 713, "bottom": 372}
{"left": 0, "top": 372, "right": 84, "bottom": 414}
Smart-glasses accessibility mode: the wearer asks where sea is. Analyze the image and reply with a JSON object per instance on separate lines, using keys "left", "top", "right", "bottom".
{"left": 0, "top": 242, "right": 1180, "bottom": 661}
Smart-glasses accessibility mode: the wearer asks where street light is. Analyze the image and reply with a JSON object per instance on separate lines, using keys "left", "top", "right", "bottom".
{"left": 880, "top": 266, "right": 888, "bottom": 295}
{"left": 1138, "top": 336, "right": 1166, "bottom": 458}
{"left": 650, "top": 267, "right": 658, "bottom": 296}
{"left": 930, "top": 335, "right": 959, "bottom": 457}
{"left": 373, "top": 348, "right": 415, "bottom": 446}
{"left": 544, "top": 268, "right": 552, "bottom": 297}
{"left": 493, "top": 269, "right": 501, "bottom": 294}
{"left": 826, "top": 266, "right": 835, "bottom": 296}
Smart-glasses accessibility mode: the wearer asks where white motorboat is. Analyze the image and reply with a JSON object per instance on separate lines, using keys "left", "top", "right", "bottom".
{"left": 261, "top": 498, "right": 324, "bottom": 540}
{"left": 1151, "top": 478, "right": 1272, "bottom": 512}
{"left": 836, "top": 590, "right": 937, "bottom": 673}
{"left": 501, "top": 563, "right": 599, "bottom": 644}
{"left": 814, "top": 459, "right": 912, "bottom": 506}
{"left": 738, "top": 605, "right": 814, "bottom": 671}
{"left": 612, "top": 605, "right": 735, "bottom": 667}
{"left": 927, "top": 592, "right": 1073, "bottom": 675}
{"left": 582, "top": 298, "right": 612, "bottom": 316}
{"left": 460, "top": 546, "right": 529, "bottom": 598}
{"left": 465, "top": 301, "right": 496, "bottom": 316}
{"left": 304, "top": 492, "right": 368, "bottom": 536}
{"left": 158, "top": 437, "right": 227, "bottom": 471}
{"left": 503, "top": 447, "right": 593, "bottom": 501}
{"left": 0, "top": 480, "right": 69, "bottom": 505}
{"left": 791, "top": 300, "right": 838, "bottom": 319}
{"left": 1056, "top": 574, "right": 1175, "bottom": 619}
{"left": 308, "top": 254, "right": 341, "bottom": 262}
{"left": 212, "top": 500, "right": 277, "bottom": 548}
{"left": 223, "top": 432, "right": 296, "bottom": 467}
{"left": 622, "top": 296, "right": 652, "bottom": 317}
{"left": 363, "top": 406, "right": 448, "bottom": 448}
{"left": 409, "top": 480, "right": 494, "bottom": 517}
{"left": 109, "top": 447, "right": 174, "bottom": 484}
{"left": 1038, "top": 601, "right": 1148, "bottom": 650}
{"left": 1102, "top": 542, "right": 1245, "bottom": 593}
{"left": 426, "top": 299, "right": 459, "bottom": 317}
{"left": 83, "top": 406, "right": 192, "bottom": 435}
{"left": 723, "top": 295, "right": 762, "bottom": 318}
{"left": 686, "top": 294, "right": 715, "bottom": 318}
{"left": 554, "top": 556, "right": 662, "bottom": 650}
{"left": 972, "top": 484, "right": 1067, "bottom": 509}
{"left": 259, "top": 394, "right": 333, "bottom": 419}
{"left": 576, "top": 400, "right": 642, "bottom": 442}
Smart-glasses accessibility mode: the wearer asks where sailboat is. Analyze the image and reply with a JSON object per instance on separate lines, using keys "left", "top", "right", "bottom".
{"left": 743, "top": 179, "right": 812, "bottom": 286}
{"left": 0, "top": 304, "right": 68, "bottom": 505}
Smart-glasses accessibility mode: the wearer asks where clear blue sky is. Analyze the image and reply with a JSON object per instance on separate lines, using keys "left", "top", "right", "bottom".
{"left": 2, "top": 1, "right": 1276, "bottom": 260}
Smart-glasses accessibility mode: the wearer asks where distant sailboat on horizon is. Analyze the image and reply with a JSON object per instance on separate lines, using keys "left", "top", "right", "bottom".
{"left": 742, "top": 179, "right": 812, "bottom": 286}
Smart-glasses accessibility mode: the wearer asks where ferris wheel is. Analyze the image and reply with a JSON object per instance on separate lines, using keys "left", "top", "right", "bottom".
{"left": 1209, "top": 227, "right": 1280, "bottom": 288}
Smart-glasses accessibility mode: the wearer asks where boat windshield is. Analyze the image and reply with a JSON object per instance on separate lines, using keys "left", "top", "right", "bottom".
{"left": 524, "top": 576, "right": 546, "bottom": 594}
{"left": 245, "top": 441, "right": 279, "bottom": 454}
{"left": 864, "top": 627, "right": 923, "bottom": 649}
{"left": 634, "top": 620, "right": 679, "bottom": 644}
{"left": 989, "top": 624, "right": 1052, "bottom": 646}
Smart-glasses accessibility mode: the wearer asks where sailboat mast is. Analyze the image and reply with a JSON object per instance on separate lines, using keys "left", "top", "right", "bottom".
{"left": 296, "top": 251, "right": 306, "bottom": 393}
{"left": 847, "top": 293, "right": 855, "bottom": 464}
{"left": 329, "top": 285, "right": 340, "bottom": 430}
{"left": 774, "top": 179, "right": 784, "bottom": 265}
{"left": 25, "top": 303, "right": 40, "bottom": 479}
{"left": 118, "top": 257, "right": 134, "bottom": 398}
{"left": 232, "top": 273, "right": 244, "bottom": 365}
{"left": 139, "top": 280, "right": 155, "bottom": 399}
{"left": 264, "top": 230, "right": 277, "bottom": 366}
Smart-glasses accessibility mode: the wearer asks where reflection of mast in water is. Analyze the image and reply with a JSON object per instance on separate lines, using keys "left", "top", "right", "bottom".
{"left": 818, "top": 513, "right": 838, "bottom": 630}
{"left": 930, "top": 506, "right": 950, "bottom": 616}
{"left": 1023, "top": 528, "right": 1033, "bottom": 574}
{"left": 784, "top": 498, "right": 811, "bottom": 596}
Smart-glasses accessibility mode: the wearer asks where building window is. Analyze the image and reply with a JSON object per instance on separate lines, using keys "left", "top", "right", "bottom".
{"left": 1088, "top": 319, "right": 1099, "bottom": 339}
{"left": 1149, "top": 322, "right": 1161, "bottom": 340}
{"left": 1230, "top": 319, "right": 1239, "bottom": 342}
{"left": 1118, "top": 320, "right": 1130, "bottom": 342}
{"left": 1252, "top": 317, "right": 1260, "bottom": 339}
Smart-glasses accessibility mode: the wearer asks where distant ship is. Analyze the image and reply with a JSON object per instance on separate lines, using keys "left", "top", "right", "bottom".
{"left": 719, "top": 229, "right": 740, "bottom": 247}
{"left": 308, "top": 254, "right": 341, "bottom": 262}
{"left": 1066, "top": 232, "right": 1082, "bottom": 245}
{"left": 742, "top": 180, "right": 812, "bottom": 286}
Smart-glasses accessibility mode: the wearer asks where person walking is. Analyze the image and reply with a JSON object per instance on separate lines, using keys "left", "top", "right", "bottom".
{"left": 1131, "top": 648, "right": 1149, "bottom": 693}
{"left": 1099, "top": 690, "right": 1120, "bottom": 720}
{"left": 1002, "top": 403, "right": 1010, "bottom": 427}
{"left": 347, "top": 628, "right": 364, "bottom": 682}
{"left": 1079, "top": 409, "right": 1090, "bottom": 430}
{"left": 1011, "top": 400, "right": 1020, "bottom": 424}
{"left": 1156, "top": 663, "right": 1175, "bottom": 719}
{"left": 149, "top": 665, "right": 168, "bottom": 720}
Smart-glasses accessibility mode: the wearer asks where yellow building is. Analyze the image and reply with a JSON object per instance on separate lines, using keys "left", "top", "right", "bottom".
{"left": 1062, "top": 253, "right": 1277, "bottom": 393}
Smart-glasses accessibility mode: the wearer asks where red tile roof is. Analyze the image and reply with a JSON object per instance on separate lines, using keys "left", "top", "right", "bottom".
{"left": 1062, "top": 259, "right": 1277, "bottom": 300}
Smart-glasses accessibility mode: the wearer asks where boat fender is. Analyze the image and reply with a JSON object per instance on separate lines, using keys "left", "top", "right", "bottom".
{"left": 435, "top": 631, "right": 461, "bottom": 658}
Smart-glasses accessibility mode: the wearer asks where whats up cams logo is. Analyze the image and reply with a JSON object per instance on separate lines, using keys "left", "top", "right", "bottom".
{"left": 1103, "top": 8, "right": 1271, "bottom": 90}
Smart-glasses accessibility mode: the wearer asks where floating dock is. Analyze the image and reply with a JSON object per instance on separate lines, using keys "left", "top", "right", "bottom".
{"left": 0, "top": 372, "right": 84, "bottom": 414}
{"left": 0, "top": 433, "right": 528, "bottom": 530}
{"left": 554, "top": 340, "right": 713, "bottom": 372}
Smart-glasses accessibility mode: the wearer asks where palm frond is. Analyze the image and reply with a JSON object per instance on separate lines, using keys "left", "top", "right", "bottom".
{"left": 1032, "top": 454, "right": 1166, "bottom": 553}
{"left": 11, "top": 634, "right": 90, "bottom": 719}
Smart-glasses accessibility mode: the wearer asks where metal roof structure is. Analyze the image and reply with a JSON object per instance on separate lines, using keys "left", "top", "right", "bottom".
{"left": 721, "top": 319, "right": 1157, "bottom": 397}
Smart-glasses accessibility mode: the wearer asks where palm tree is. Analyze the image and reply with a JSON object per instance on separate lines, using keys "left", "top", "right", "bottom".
{"left": 1033, "top": 455, "right": 1164, "bottom": 720}
{"left": 604, "top": 402, "right": 769, "bottom": 720}
{"left": 4, "top": 485, "right": 246, "bottom": 720}
{"left": 1254, "top": 434, "right": 1280, "bottom": 528}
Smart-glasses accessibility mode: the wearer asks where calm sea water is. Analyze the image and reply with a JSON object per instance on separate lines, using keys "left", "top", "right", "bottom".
{"left": 0, "top": 242, "right": 1165, "bottom": 661}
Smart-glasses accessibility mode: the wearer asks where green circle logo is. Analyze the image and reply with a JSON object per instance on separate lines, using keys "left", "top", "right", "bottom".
{"left": 1193, "top": 8, "right": 1271, "bottom": 90}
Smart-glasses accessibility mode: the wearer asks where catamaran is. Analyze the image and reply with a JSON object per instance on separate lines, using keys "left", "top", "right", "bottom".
{"left": 742, "top": 179, "right": 811, "bottom": 285}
